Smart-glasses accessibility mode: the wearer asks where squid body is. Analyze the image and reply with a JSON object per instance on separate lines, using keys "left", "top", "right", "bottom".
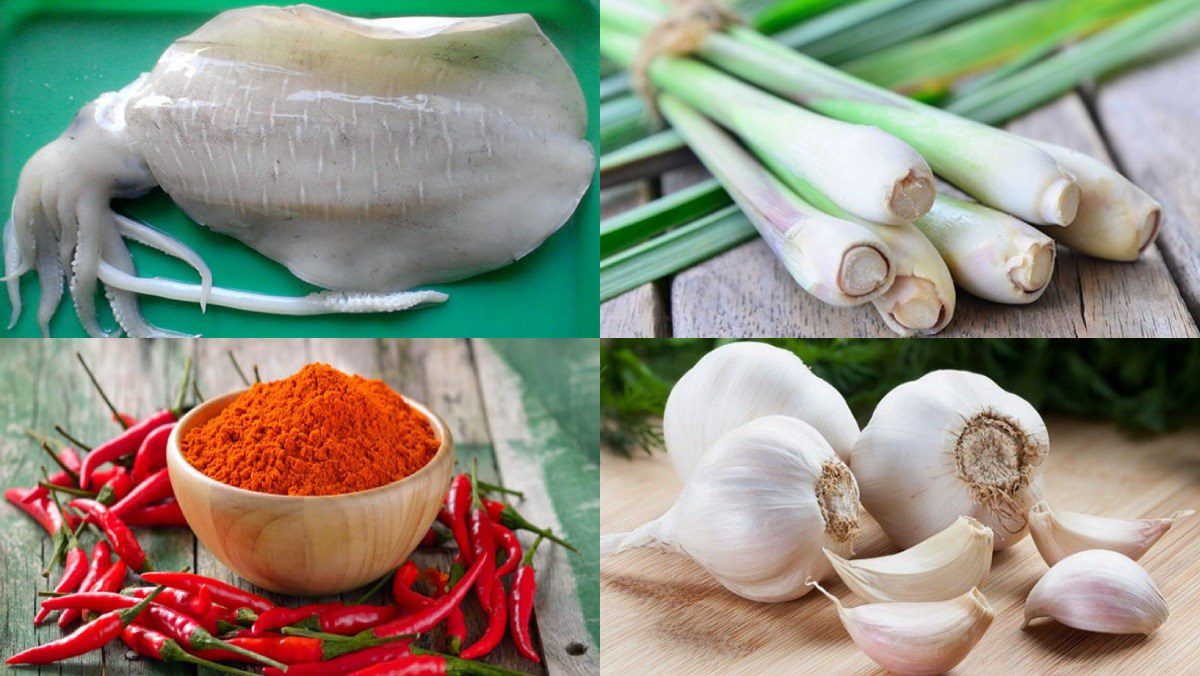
{"left": 3, "top": 4, "right": 594, "bottom": 335}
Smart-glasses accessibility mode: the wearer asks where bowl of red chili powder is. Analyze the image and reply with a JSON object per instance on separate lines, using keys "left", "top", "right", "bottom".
{"left": 166, "top": 363, "right": 454, "bottom": 595}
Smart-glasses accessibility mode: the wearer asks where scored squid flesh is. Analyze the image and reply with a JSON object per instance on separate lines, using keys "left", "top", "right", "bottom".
{"left": 3, "top": 4, "right": 594, "bottom": 336}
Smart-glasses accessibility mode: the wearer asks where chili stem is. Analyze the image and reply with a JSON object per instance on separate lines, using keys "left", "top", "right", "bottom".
{"left": 76, "top": 352, "right": 128, "bottom": 430}
{"left": 55, "top": 426, "right": 93, "bottom": 452}
{"left": 192, "top": 377, "right": 204, "bottom": 405}
{"left": 478, "top": 480, "right": 524, "bottom": 499}
{"left": 252, "top": 365, "right": 262, "bottom": 384}
{"left": 38, "top": 481, "right": 96, "bottom": 498}
{"left": 354, "top": 569, "right": 395, "bottom": 605}
{"left": 173, "top": 356, "right": 193, "bottom": 414}
{"left": 28, "top": 434, "right": 80, "bottom": 482}
{"left": 228, "top": 351, "right": 251, "bottom": 387}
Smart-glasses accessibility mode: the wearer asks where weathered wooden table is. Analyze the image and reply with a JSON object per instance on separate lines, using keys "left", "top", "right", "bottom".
{"left": 0, "top": 339, "right": 598, "bottom": 674}
{"left": 600, "top": 45, "right": 1200, "bottom": 338}
{"left": 600, "top": 417, "right": 1200, "bottom": 674}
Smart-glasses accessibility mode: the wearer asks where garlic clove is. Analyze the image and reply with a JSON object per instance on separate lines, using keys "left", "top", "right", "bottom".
{"left": 812, "top": 582, "right": 993, "bottom": 676}
{"left": 824, "top": 515, "right": 994, "bottom": 603}
{"left": 1023, "top": 549, "right": 1168, "bottom": 634}
{"left": 1028, "top": 500, "right": 1194, "bottom": 565}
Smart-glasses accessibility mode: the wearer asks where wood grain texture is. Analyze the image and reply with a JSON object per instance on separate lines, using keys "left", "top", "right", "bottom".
{"left": 600, "top": 417, "right": 1200, "bottom": 674}
{"left": 0, "top": 339, "right": 591, "bottom": 675}
{"left": 602, "top": 181, "right": 668, "bottom": 338}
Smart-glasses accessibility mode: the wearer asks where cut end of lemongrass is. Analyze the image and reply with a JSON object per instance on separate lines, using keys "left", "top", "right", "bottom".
{"left": 1041, "top": 177, "right": 1081, "bottom": 226}
{"left": 886, "top": 276, "right": 945, "bottom": 332}
{"left": 1009, "top": 241, "right": 1056, "bottom": 294}
{"left": 889, "top": 169, "right": 937, "bottom": 224}
{"left": 1139, "top": 208, "right": 1163, "bottom": 254}
{"left": 839, "top": 245, "right": 891, "bottom": 299}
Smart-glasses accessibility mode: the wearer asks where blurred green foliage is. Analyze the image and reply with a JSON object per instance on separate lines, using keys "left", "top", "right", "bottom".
{"left": 601, "top": 339, "right": 1200, "bottom": 455}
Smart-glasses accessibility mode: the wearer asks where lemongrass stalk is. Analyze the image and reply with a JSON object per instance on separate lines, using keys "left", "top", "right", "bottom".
{"left": 600, "top": 94, "right": 657, "bottom": 152}
{"left": 1030, "top": 143, "right": 1161, "bottom": 261}
{"left": 601, "top": 73, "right": 632, "bottom": 102}
{"left": 843, "top": 0, "right": 1153, "bottom": 95}
{"left": 601, "top": 178, "right": 727, "bottom": 256}
{"left": 601, "top": 205, "right": 755, "bottom": 301}
{"left": 658, "top": 94, "right": 896, "bottom": 306}
{"left": 601, "top": 26, "right": 935, "bottom": 225}
{"left": 599, "top": 130, "right": 692, "bottom": 187}
{"left": 914, "top": 195, "right": 1055, "bottom": 304}
{"left": 754, "top": 0, "right": 866, "bottom": 33}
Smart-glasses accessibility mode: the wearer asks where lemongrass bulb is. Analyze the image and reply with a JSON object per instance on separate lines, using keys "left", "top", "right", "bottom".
{"left": 914, "top": 195, "right": 1056, "bottom": 304}
{"left": 853, "top": 370, "right": 1049, "bottom": 550}
{"left": 869, "top": 223, "right": 956, "bottom": 336}
{"left": 601, "top": 416, "right": 861, "bottom": 602}
{"left": 1031, "top": 142, "right": 1162, "bottom": 261}
{"left": 663, "top": 341, "right": 859, "bottom": 474}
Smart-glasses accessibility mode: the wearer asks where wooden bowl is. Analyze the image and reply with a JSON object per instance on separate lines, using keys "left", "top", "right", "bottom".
{"left": 166, "top": 388, "right": 454, "bottom": 596}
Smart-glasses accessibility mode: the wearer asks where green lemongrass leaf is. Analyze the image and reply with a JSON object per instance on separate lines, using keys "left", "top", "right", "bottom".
{"left": 599, "top": 129, "right": 692, "bottom": 187}
{"left": 601, "top": 179, "right": 730, "bottom": 257}
{"left": 601, "top": 205, "right": 755, "bottom": 302}
{"left": 600, "top": 94, "right": 658, "bottom": 153}
{"left": 844, "top": 0, "right": 1154, "bottom": 95}
{"left": 947, "top": 0, "right": 1200, "bottom": 124}
{"left": 600, "top": 73, "right": 631, "bottom": 102}
{"left": 753, "top": 0, "right": 866, "bottom": 33}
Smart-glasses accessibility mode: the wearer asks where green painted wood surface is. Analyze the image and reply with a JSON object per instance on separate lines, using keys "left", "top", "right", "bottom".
{"left": 0, "top": 0, "right": 599, "bottom": 337}
{"left": 0, "top": 339, "right": 598, "bottom": 674}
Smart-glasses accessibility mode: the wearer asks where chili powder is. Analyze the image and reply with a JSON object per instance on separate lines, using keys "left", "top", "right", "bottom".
{"left": 182, "top": 363, "right": 439, "bottom": 496}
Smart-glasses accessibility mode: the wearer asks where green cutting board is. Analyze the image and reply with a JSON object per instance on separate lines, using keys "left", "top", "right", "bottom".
{"left": 0, "top": 0, "right": 598, "bottom": 337}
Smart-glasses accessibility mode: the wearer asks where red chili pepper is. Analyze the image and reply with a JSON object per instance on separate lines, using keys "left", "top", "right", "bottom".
{"left": 349, "top": 653, "right": 519, "bottom": 676}
{"left": 69, "top": 498, "right": 150, "bottom": 572}
{"left": 131, "top": 423, "right": 175, "bottom": 485}
{"left": 59, "top": 540, "right": 112, "bottom": 629}
{"left": 40, "top": 591, "right": 139, "bottom": 613}
{"left": 367, "top": 554, "right": 487, "bottom": 639}
{"left": 5, "top": 487, "right": 72, "bottom": 534}
{"left": 509, "top": 535, "right": 544, "bottom": 663}
{"left": 482, "top": 498, "right": 579, "bottom": 554}
{"left": 33, "top": 545, "right": 88, "bottom": 625}
{"left": 460, "top": 577, "right": 507, "bottom": 660}
{"left": 114, "top": 411, "right": 139, "bottom": 428}
{"left": 124, "top": 585, "right": 212, "bottom": 619}
{"left": 467, "top": 506, "right": 496, "bottom": 613}
{"left": 392, "top": 561, "right": 432, "bottom": 611}
{"left": 308, "top": 604, "right": 399, "bottom": 635}
{"left": 419, "top": 525, "right": 450, "bottom": 548}
{"left": 120, "top": 623, "right": 258, "bottom": 676}
{"left": 22, "top": 448, "right": 83, "bottom": 504}
{"left": 194, "top": 634, "right": 404, "bottom": 665}
{"left": 6, "top": 586, "right": 162, "bottom": 665}
{"left": 89, "top": 559, "right": 129, "bottom": 595}
{"left": 444, "top": 474, "right": 473, "bottom": 561}
{"left": 139, "top": 571, "right": 274, "bottom": 613}
{"left": 194, "top": 601, "right": 230, "bottom": 634}
{"left": 122, "top": 498, "right": 187, "bottom": 527}
{"left": 100, "top": 466, "right": 134, "bottom": 502}
{"left": 78, "top": 410, "right": 175, "bottom": 488}
{"left": 111, "top": 467, "right": 173, "bottom": 518}
{"left": 250, "top": 604, "right": 335, "bottom": 636}
{"left": 492, "top": 524, "right": 522, "bottom": 578}
{"left": 261, "top": 642, "right": 412, "bottom": 676}
{"left": 141, "top": 601, "right": 288, "bottom": 669}
{"left": 443, "top": 559, "right": 467, "bottom": 655}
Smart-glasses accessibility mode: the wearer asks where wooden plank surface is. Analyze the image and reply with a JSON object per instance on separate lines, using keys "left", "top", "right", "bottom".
{"left": 600, "top": 416, "right": 1200, "bottom": 674}
{"left": 601, "top": 181, "right": 669, "bottom": 338}
{"left": 0, "top": 339, "right": 592, "bottom": 674}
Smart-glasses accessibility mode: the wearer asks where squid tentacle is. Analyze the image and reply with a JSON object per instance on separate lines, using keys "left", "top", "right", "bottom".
{"left": 33, "top": 224, "right": 64, "bottom": 336}
{"left": 112, "top": 213, "right": 212, "bottom": 311}
{"left": 96, "top": 262, "right": 448, "bottom": 316}
{"left": 4, "top": 218, "right": 25, "bottom": 327}
{"left": 69, "top": 191, "right": 119, "bottom": 338}
{"left": 101, "top": 224, "right": 194, "bottom": 338}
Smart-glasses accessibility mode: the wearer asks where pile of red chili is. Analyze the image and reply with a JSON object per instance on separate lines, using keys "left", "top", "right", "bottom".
{"left": 4, "top": 357, "right": 577, "bottom": 675}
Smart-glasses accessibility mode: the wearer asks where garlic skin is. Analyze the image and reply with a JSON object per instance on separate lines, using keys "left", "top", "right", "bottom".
{"left": 824, "top": 516, "right": 993, "bottom": 603}
{"left": 812, "top": 582, "right": 994, "bottom": 676}
{"left": 852, "top": 370, "right": 1048, "bottom": 550}
{"left": 662, "top": 341, "right": 860, "bottom": 474}
{"left": 1024, "top": 549, "right": 1168, "bottom": 634}
{"left": 601, "top": 416, "right": 861, "bottom": 602}
{"left": 1028, "top": 501, "right": 1194, "bottom": 565}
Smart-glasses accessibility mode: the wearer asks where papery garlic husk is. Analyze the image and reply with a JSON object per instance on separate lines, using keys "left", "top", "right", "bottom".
{"left": 601, "top": 416, "right": 861, "bottom": 602}
{"left": 853, "top": 370, "right": 1049, "bottom": 550}
{"left": 811, "top": 582, "right": 994, "bottom": 676}
{"left": 824, "top": 516, "right": 994, "bottom": 603}
{"left": 1024, "top": 549, "right": 1168, "bottom": 634}
{"left": 662, "top": 341, "right": 860, "bottom": 475}
{"left": 1028, "top": 500, "right": 1194, "bottom": 565}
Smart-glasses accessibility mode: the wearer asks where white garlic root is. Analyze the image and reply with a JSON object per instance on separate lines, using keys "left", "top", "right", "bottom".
{"left": 811, "top": 581, "right": 994, "bottom": 676}
{"left": 1024, "top": 549, "right": 1168, "bottom": 634}
{"left": 824, "top": 516, "right": 994, "bottom": 603}
{"left": 1028, "top": 501, "right": 1194, "bottom": 565}
{"left": 852, "top": 370, "right": 1048, "bottom": 550}
{"left": 662, "top": 341, "right": 860, "bottom": 474}
{"left": 601, "top": 416, "right": 861, "bottom": 602}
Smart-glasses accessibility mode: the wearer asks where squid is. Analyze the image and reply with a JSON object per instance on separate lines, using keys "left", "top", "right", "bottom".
{"left": 3, "top": 5, "right": 594, "bottom": 336}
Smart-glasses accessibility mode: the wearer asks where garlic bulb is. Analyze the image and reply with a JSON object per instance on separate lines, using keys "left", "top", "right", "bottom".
{"left": 824, "top": 516, "right": 993, "bottom": 603}
{"left": 601, "top": 416, "right": 860, "bottom": 602}
{"left": 852, "top": 370, "right": 1048, "bottom": 550}
{"left": 1024, "top": 549, "right": 1168, "bottom": 634}
{"left": 811, "top": 582, "right": 994, "bottom": 676}
{"left": 1028, "top": 501, "right": 1194, "bottom": 565}
{"left": 662, "top": 341, "right": 859, "bottom": 474}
